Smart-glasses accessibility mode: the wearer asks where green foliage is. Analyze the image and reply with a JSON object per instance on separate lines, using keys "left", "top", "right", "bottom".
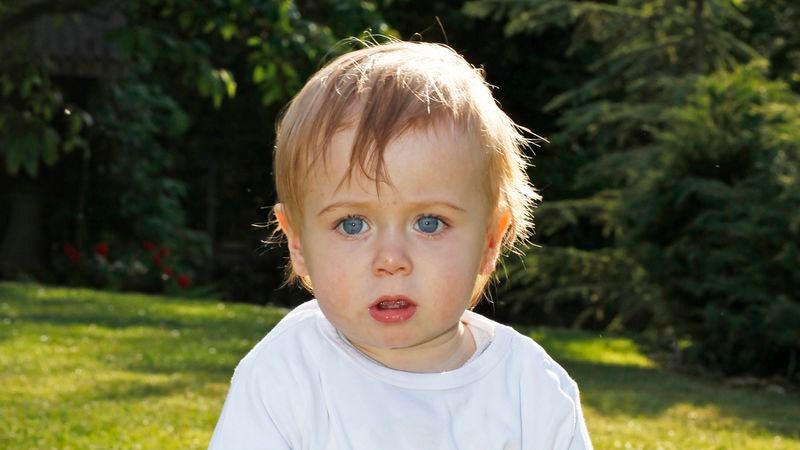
{"left": 116, "top": 0, "right": 381, "bottom": 108}
{"left": 0, "top": 59, "right": 91, "bottom": 177}
{"left": 91, "top": 80, "right": 189, "bottom": 241}
{"left": 620, "top": 62, "right": 800, "bottom": 376}
{"left": 738, "top": 0, "right": 800, "bottom": 91}
{"left": 467, "top": 0, "right": 759, "bottom": 152}
{"left": 466, "top": 1, "right": 800, "bottom": 379}
{"left": 80, "top": 78, "right": 212, "bottom": 291}
{"left": 498, "top": 246, "right": 659, "bottom": 332}
{"left": 493, "top": 191, "right": 661, "bottom": 332}
{"left": 0, "top": 2, "right": 106, "bottom": 178}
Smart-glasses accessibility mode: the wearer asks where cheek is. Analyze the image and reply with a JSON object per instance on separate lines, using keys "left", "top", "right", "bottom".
{"left": 420, "top": 243, "right": 483, "bottom": 305}
{"left": 304, "top": 241, "right": 360, "bottom": 303}
{"left": 445, "top": 230, "right": 488, "bottom": 272}
{"left": 310, "top": 270, "right": 352, "bottom": 324}
{"left": 309, "top": 264, "right": 348, "bottom": 298}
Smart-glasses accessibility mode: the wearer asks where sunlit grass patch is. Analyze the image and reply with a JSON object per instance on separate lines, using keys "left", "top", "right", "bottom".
{"left": 527, "top": 327, "right": 656, "bottom": 368}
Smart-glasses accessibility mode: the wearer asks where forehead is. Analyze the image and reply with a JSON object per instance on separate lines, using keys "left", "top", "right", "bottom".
{"left": 304, "top": 123, "right": 489, "bottom": 208}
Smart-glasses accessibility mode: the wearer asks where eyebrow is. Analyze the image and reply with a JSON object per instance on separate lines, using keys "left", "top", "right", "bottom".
{"left": 316, "top": 200, "right": 467, "bottom": 217}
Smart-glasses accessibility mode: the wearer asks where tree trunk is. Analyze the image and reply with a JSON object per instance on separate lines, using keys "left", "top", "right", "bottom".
{"left": 0, "top": 181, "right": 46, "bottom": 278}
{"left": 203, "top": 158, "right": 218, "bottom": 283}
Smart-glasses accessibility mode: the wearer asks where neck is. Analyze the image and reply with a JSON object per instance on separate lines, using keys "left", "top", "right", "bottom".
{"left": 350, "top": 322, "right": 476, "bottom": 373}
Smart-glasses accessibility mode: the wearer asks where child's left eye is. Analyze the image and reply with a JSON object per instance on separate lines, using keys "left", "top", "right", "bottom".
{"left": 414, "top": 215, "right": 446, "bottom": 235}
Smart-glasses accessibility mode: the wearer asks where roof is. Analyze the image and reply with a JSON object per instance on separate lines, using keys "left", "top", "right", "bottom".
{"left": 3, "top": 0, "right": 127, "bottom": 78}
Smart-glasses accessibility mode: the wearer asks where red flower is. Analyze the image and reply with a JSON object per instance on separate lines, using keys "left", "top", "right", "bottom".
{"left": 63, "top": 244, "right": 81, "bottom": 263}
{"left": 158, "top": 247, "right": 171, "bottom": 258}
{"left": 94, "top": 242, "right": 109, "bottom": 257}
{"left": 142, "top": 240, "right": 157, "bottom": 251}
{"left": 177, "top": 274, "right": 191, "bottom": 289}
{"left": 162, "top": 267, "right": 174, "bottom": 277}
{"left": 152, "top": 254, "right": 162, "bottom": 267}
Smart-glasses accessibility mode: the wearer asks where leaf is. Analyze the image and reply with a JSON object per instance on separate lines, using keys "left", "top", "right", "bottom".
{"left": 19, "top": 78, "right": 32, "bottom": 98}
{"left": 215, "top": 69, "right": 236, "bottom": 98}
{"left": 63, "top": 136, "right": 87, "bottom": 154}
{"left": 3, "top": 137, "right": 21, "bottom": 175}
{"left": 41, "top": 127, "right": 60, "bottom": 166}
{"left": 67, "top": 113, "right": 83, "bottom": 135}
{"left": 220, "top": 23, "right": 237, "bottom": 41}
{"left": 462, "top": 1, "right": 493, "bottom": 19}
{"left": 20, "top": 134, "right": 39, "bottom": 177}
{"left": 178, "top": 11, "right": 193, "bottom": 29}
{"left": 252, "top": 65, "right": 266, "bottom": 83}
{"left": 1, "top": 76, "right": 13, "bottom": 97}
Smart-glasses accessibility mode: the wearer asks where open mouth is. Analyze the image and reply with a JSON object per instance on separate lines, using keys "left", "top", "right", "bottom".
{"left": 375, "top": 299, "right": 412, "bottom": 309}
{"left": 369, "top": 296, "right": 417, "bottom": 323}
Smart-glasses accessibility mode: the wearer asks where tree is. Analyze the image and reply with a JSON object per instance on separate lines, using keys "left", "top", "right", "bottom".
{"left": 620, "top": 62, "right": 800, "bottom": 375}
{"left": 466, "top": 0, "right": 800, "bottom": 378}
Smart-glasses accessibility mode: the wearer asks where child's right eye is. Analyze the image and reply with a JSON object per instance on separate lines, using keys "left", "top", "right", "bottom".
{"left": 336, "top": 216, "right": 370, "bottom": 236}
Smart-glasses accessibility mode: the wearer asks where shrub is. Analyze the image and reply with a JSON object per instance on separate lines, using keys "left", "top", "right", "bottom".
{"left": 619, "top": 62, "right": 800, "bottom": 377}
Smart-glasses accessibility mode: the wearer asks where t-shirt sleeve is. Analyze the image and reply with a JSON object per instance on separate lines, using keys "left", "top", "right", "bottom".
{"left": 521, "top": 336, "right": 594, "bottom": 450}
{"left": 565, "top": 379, "right": 593, "bottom": 450}
{"left": 208, "top": 359, "right": 291, "bottom": 450}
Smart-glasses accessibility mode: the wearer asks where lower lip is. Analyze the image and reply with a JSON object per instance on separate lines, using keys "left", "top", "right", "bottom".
{"left": 369, "top": 304, "right": 417, "bottom": 323}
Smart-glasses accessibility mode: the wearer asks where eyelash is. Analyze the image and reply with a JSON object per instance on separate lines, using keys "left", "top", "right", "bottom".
{"left": 414, "top": 214, "right": 448, "bottom": 236}
{"left": 334, "top": 215, "right": 369, "bottom": 238}
{"left": 332, "top": 214, "right": 449, "bottom": 237}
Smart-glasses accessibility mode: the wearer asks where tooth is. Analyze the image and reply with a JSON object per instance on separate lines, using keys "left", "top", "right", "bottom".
{"left": 380, "top": 300, "right": 406, "bottom": 309}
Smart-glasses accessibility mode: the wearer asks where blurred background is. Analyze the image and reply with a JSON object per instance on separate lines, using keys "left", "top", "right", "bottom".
{"left": 1, "top": 0, "right": 798, "bottom": 380}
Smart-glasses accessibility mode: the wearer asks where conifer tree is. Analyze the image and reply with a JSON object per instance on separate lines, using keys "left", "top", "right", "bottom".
{"left": 468, "top": 0, "right": 799, "bottom": 378}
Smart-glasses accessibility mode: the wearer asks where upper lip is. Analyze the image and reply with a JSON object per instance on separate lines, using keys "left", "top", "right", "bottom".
{"left": 369, "top": 295, "right": 417, "bottom": 308}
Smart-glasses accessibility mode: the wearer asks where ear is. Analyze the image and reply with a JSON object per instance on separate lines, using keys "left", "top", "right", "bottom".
{"left": 274, "top": 203, "right": 309, "bottom": 278}
{"left": 479, "top": 209, "right": 512, "bottom": 275}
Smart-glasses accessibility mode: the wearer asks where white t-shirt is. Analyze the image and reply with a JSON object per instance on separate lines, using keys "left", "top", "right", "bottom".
{"left": 209, "top": 300, "right": 593, "bottom": 450}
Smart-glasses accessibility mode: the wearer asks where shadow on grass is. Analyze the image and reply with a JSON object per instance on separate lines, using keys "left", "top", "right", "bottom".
{"left": 87, "top": 376, "right": 199, "bottom": 402}
{"left": 0, "top": 282, "right": 284, "bottom": 383}
{"left": 1, "top": 283, "right": 284, "bottom": 335}
{"left": 561, "top": 358, "right": 800, "bottom": 439}
{"left": 4, "top": 294, "right": 278, "bottom": 332}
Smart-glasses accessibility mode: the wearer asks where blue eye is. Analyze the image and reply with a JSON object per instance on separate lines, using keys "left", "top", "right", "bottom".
{"left": 415, "top": 215, "right": 445, "bottom": 234}
{"left": 337, "top": 216, "right": 369, "bottom": 235}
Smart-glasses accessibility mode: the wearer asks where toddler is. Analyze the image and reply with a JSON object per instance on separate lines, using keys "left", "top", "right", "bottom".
{"left": 209, "top": 40, "right": 592, "bottom": 449}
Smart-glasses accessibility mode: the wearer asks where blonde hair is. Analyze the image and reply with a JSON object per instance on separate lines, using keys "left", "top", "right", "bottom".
{"left": 274, "top": 40, "right": 541, "bottom": 293}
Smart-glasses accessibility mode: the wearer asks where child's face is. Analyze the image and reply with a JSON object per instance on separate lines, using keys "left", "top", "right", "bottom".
{"left": 277, "top": 124, "right": 508, "bottom": 366}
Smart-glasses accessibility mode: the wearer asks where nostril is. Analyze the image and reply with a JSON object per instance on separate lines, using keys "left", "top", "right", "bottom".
{"left": 373, "top": 253, "right": 412, "bottom": 276}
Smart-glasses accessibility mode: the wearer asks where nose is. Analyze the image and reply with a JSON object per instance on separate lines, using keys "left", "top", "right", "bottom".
{"left": 372, "top": 232, "right": 412, "bottom": 276}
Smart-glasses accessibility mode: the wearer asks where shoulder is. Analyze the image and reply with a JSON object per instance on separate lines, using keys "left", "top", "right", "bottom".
{"left": 464, "top": 311, "right": 559, "bottom": 367}
{"left": 219, "top": 301, "right": 325, "bottom": 444}
{"left": 502, "top": 323, "right": 580, "bottom": 395}
{"left": 466, "top": 312, "right": 582, "bottom": 412}
{"left": 465, "top": 312, "right": 591, "bottom": 447}
{"left": 497, "top": 321, "right": 590, "bottom": 448}
{"left": 235, "top": 299, "right": 325, "bottom": 376}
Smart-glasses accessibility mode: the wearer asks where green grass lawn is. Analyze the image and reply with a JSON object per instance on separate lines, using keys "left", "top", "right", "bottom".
{"left": 1, "top": 282, "right": 798, "bottom": 449}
